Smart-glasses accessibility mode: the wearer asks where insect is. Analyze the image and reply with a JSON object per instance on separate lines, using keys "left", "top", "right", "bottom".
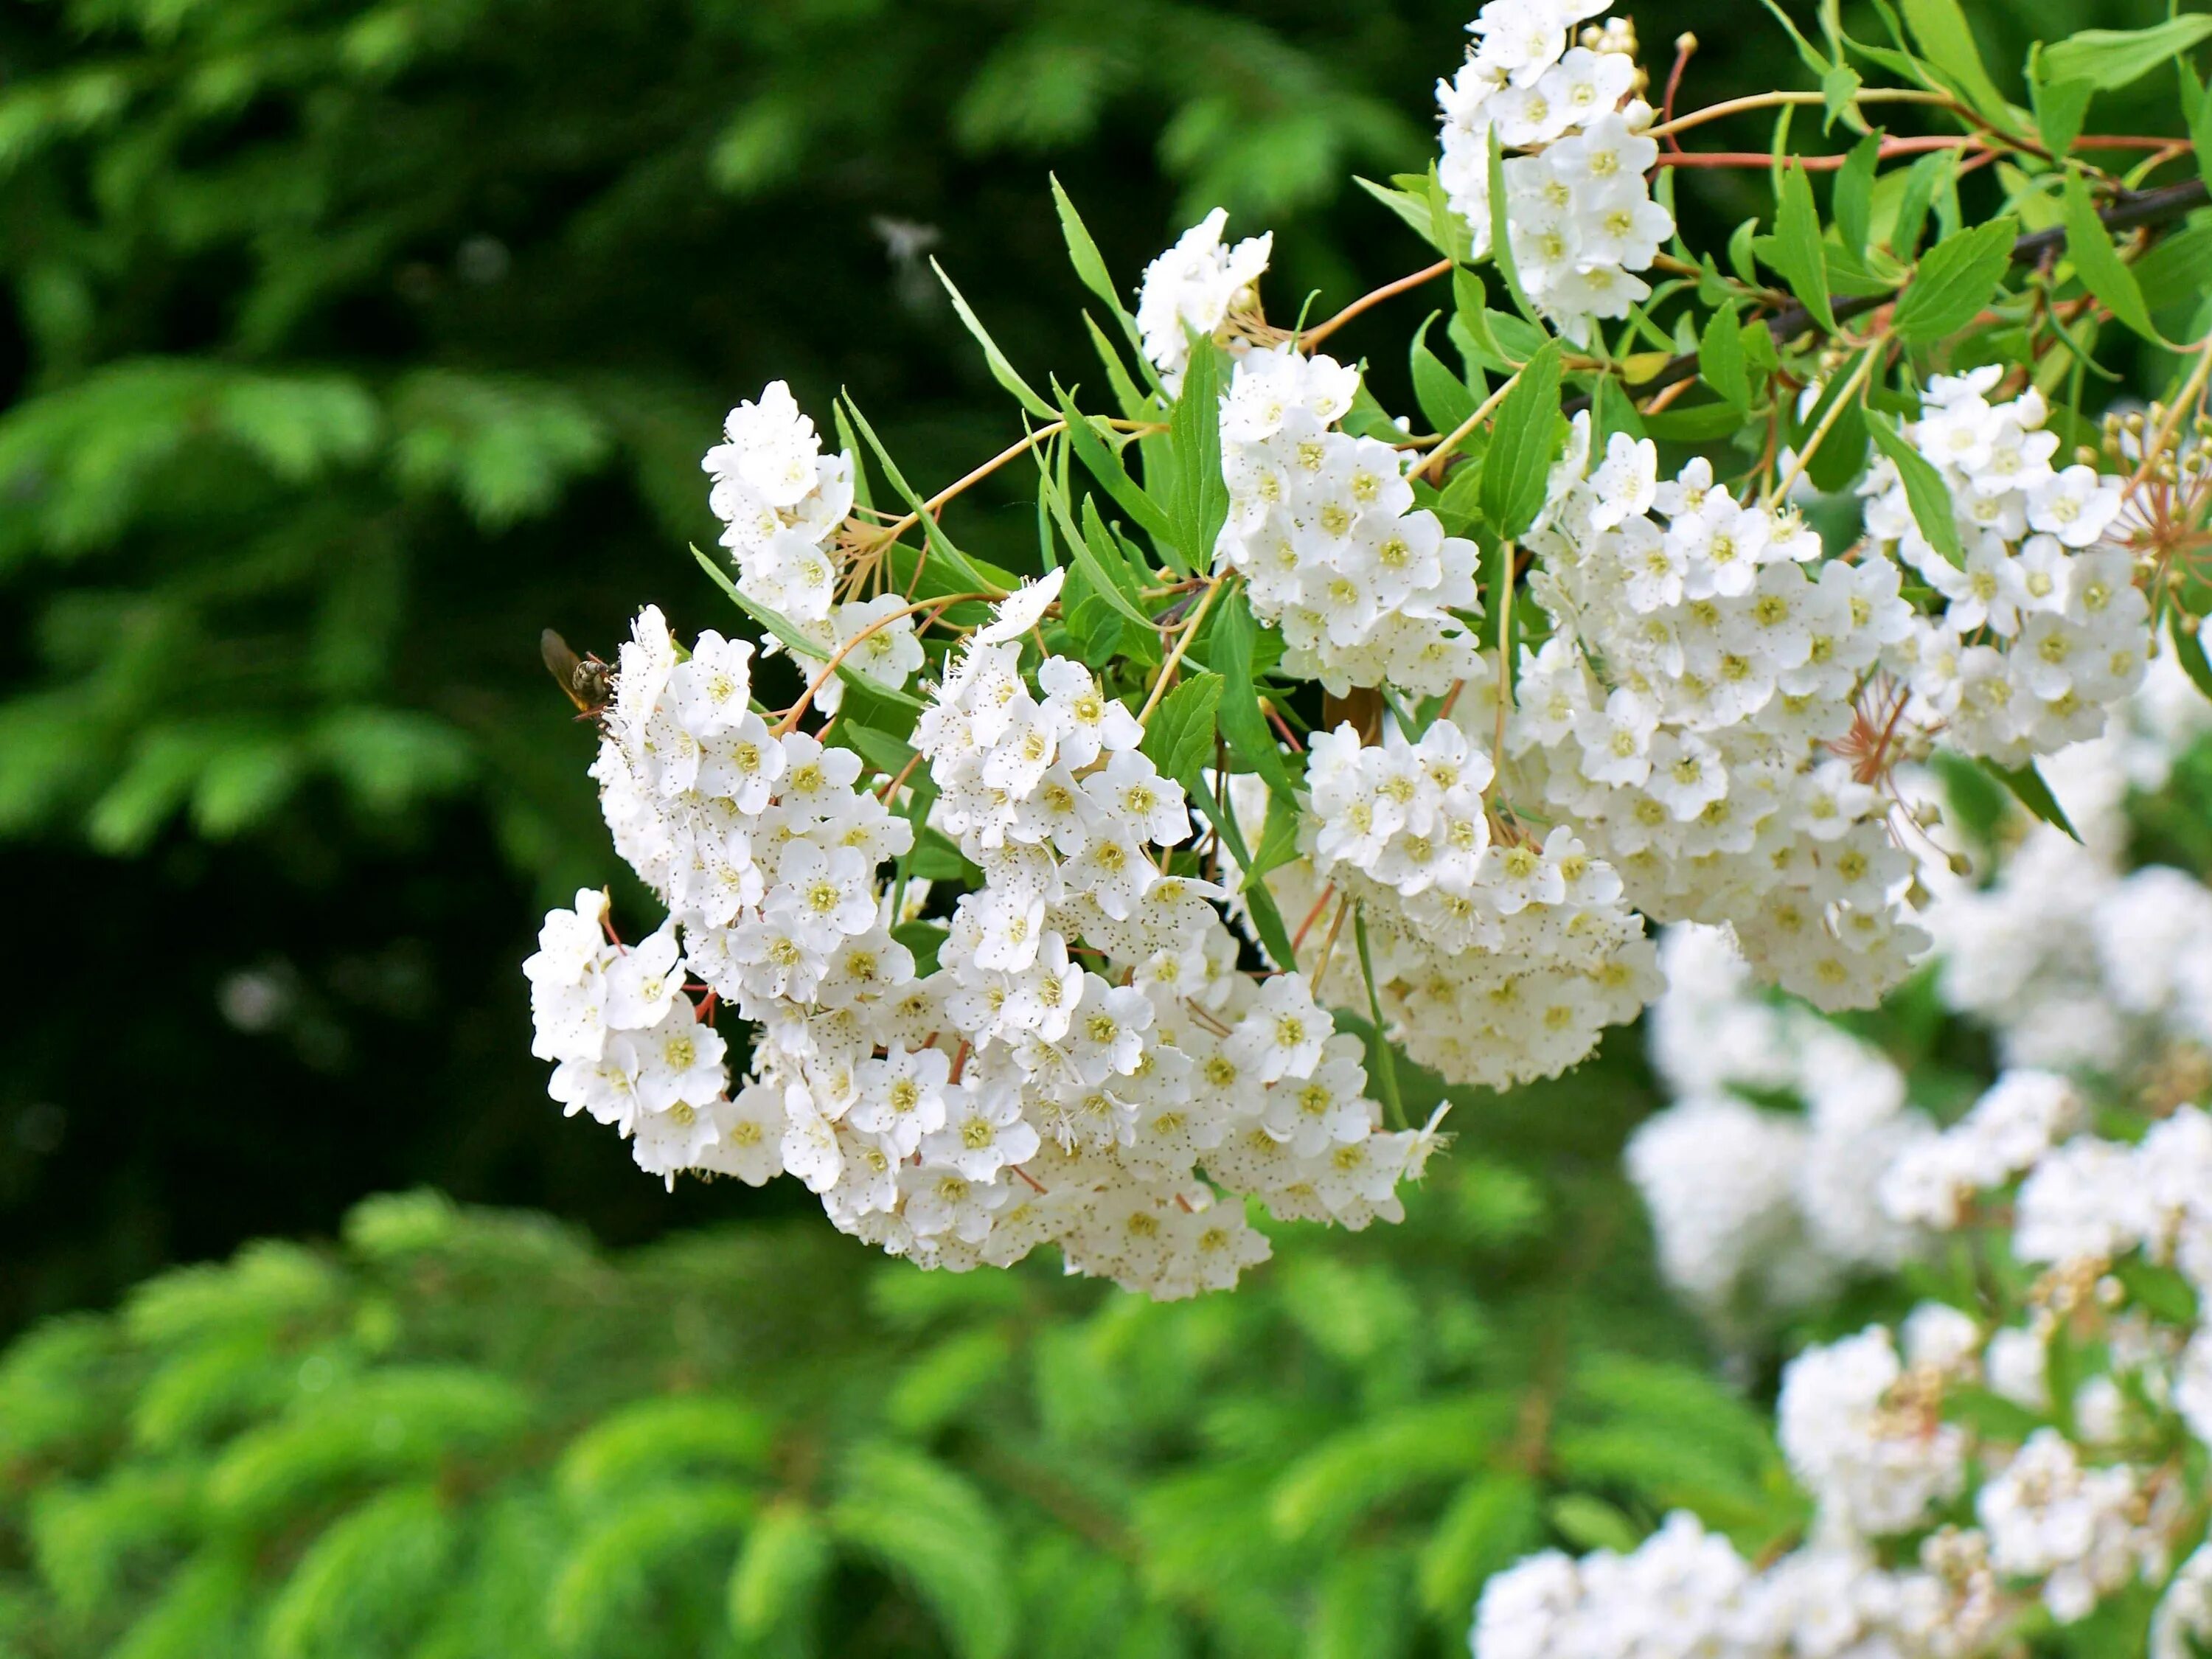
{"left": 540, "top": 628, "right": 613, "bottom": 722}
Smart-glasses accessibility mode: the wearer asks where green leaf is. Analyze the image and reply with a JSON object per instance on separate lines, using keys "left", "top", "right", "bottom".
{"left": 2028, "top": 72, "right": 2094, "bottom": 159}
{"left": 2040, "top": 16, "right": 2212, "bottom": 92}
{"left": 728, "top": 1500, "right": 832, "bottom": 1643}
{"left": 1486, "top": 130, "right": 1540, "bottom": 326}
{"left": 2060, "top": 170, "right": 2164, "bottom": 346}
{"left": 1865, "top": 408, "right": 1963, "bottom": 566}
{"left": 2191, "top": 62, "right": 2212, "bottom": 199}
{"left": 1545, "top": 1494, "right": 1641, "bottom": 1555}
{"left": 1417, "top": 1473, "right": 1541, "bottom": 1624}
{"left": 1049, "top": 175, "right": 1137, "bottom": 340}
{"left": 1699, "top": 299, "right": 1750, "bottom": 411}
{"left": 838, "top": 398, "right": 1001, "bottom": 597}
{"left": 1210, "top": 586, "right": 1296, "bottom": 804}
{"left": 1353, "top": 175, "right": 1455, "bottom": 258}
{"left": 1054, "top": 383, "right": 1179, "bottom": 553}
{"left": 1246, "top": 785, "right": 1303, "bottom": 888}
{"left": 2168, "top": 611, "right": 2212, "bottom": 704}
{"left": 1139, "top": 672, "right": 1224, "bottom": 790}
{"left": 1832, "top": 131, "right": 1881, "bottom": 251}
{"left": 830, "top": 1444, "right": 1012, "bottom": 1659}
{"left": 1892, "top": 215, "right": 2017, "bottom": 344}
{"left": 1766, "top": 163, "right": 1836, "bottom": 332}
{"left": 2135, "top": 223, "right": 2212, "bottom": 316}
{"left": 1411, "top": 314, "right": 1480, "bottom": 436}
{"left": 1896, "top": 0, "right": 2016, "bottom": 128}
{"left": 1641, "top": 400, "right": 1745, "bottom": 442}
{"left": 1890, "top": 147, "right": 1958, "bottom": 260}
{"left": 931, "top": 259, "right": 1056, "bottom": 420}
{"left": 1478, "top": 338, "right": 1565, "bottom": 540}
{"left": 1167, "top": 340, "right": 1230, "bottom": 573}
{"left": 1822, "top": 63, "right": 1864, "bottom": 130}
{"left": 1727, "top": 217, "right": 1761, "bottom": 286}
{"left": 1979, "top": 755, "right": 2081, "bottom": 842}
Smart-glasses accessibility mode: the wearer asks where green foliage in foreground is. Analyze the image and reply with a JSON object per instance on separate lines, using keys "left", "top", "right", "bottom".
{"left": 0, "top": 1046, "right": 1799, "bottom": 1659}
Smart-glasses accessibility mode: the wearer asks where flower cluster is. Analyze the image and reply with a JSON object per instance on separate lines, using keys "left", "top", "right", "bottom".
{"left": 1869, "top": 368, "right": 2149, "bottom": 766}
{"left": 1211, "top": 344, "right": 1486, "bottom": 695}
{"left": 910, "top": 627, "right": 1430, "bottom": 1284}
{"left": 1627, "top": 666, "right": 2212, "bottom": 1330}
{"left": 1498, "top": 669, "right": 2212, "bottom": 1657}
{"left": 1228, "top": 717, "right": 1659, "bottom": 1093}
{"left": 1436, "top": 0, "right": 1672, "bottom": 338}
{"left": 1512, "top": 420, "right": 1931, "bottom": 1008}
{"left": 1484, "top": 1073, "right": 2212, "bottom": 1657}
{"left": 1135, "top": 207, "right": 1273, "bottom": 395}
{"left": 704, "top": 382, "right": 922, "bottom": 714}
{"left": 529, "top": 368, "right": 1477, "bottom": 1298}
{"left": 1627, "top": 923, "right": 1927, "bottom": 1325}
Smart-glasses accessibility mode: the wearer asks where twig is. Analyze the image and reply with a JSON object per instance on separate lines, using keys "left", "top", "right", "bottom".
{"left": 1301, "top": 259, "right": 1454, "bottom": 351}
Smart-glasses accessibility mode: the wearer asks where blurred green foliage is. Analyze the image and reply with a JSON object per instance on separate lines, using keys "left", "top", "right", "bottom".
{"left": 0, "top": 1043, "right": 1810, "bottom": 1659}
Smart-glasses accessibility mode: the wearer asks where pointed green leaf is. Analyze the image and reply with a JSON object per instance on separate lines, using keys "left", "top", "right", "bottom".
{"left": 1478, "top": 338, "right": 1565, "bottom": 539}
{"left": 2168, "top": 611, "right": 2212, "bottom": 705}
{"left": 1049, "top": 175, "right": 1137, "bottom": 340}
{"left": 1979, "top": 756, "right": 2081, "bottom": 842}
{"left": 1832, "top": 131, "right": 1882, "bottom": 252}
{"left": 1411, "top": 313, "right": 1481, "bottom": 435}
{"left": 1892, "top": 215, "right": 2017, "bottom": 344}
{"left": 1897, "top": 0, "right": 2016, "bottom": 128}
{"left": 1865, "top": 409, "right": 1964, "bottom": 566}
{"left": 1139, "top": 671, "right": 1223, "bottom": 790}
{"left": 1699, "top": 300, "right": 1750, "bottom": 410}
{"left": 1167, "top": 339, "right": 1229, "bottom": 572}
{"left": 1209, "top": 585, "right": 1297, "bottom": 804}
{"left": 838, "top": 397, "right": 1000, "bottom": 597}
{"left": 2028, "top": 71, "right": 2095, "bottom": 159}
{"left": 932, "top": 259, "right": 1055, "bottom": 420}
{"left": 1767, "top": 163, "right": 1836, "bottom": 332}
{"left": 1054, "top": 383, "right": 1179, "bottom": 552}
{"left": 2060, "top": 170, "right": 2164, "bottom": 345}
{"left": 1486, "top": 130, "right": 1541, "bottom": 326}
{"left": 2041, "top": 17, "right": 2212, "bottom": 92}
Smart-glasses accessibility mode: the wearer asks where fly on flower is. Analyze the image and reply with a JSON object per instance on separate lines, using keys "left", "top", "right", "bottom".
{"left": 540, "top": 628, "right": 613, "bottom": 722}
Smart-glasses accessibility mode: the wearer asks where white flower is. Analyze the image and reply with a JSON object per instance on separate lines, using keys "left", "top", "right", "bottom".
{"left": 1136, "top": 209, "right": 1273, "bottom": 390}
{"left": 974, "top": 565, "right": 1066, "bottom": 644}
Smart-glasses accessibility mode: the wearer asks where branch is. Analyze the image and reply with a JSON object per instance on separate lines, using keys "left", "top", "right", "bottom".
{"left": 1602, "top": 176, "right": 2210, "bottom": 410}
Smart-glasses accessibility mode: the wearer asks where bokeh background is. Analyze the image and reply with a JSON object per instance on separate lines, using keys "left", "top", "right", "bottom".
{"left": 0, "top": 1, "right": 2184, "bottom": 1655}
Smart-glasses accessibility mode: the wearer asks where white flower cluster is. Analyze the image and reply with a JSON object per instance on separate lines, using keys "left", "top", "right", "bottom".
{"left": 1472, "top": 1511, "right": 1986, "bottom": 1659}
{"left": 1868, "top": 368, "right": 2149, "bottom": 767}
{"left": 530, "top": 380, "right": 1469, "bottom": 1297}
{"left": 1231, "top": 717, "right": 1659, "bottom": 1093}
{"left": 1436, "top": 0, "right": 1672, "bottom": 338}
{"left": 524, "top": 885, "right": 751, "bottom": 1187}
{"left": 1630, "top": 670, "right": 2212, "bottom": 1329}
{"left": 704, "top": 381, "right": 922, "bottom": 713}
{"left": 1919, "top": 651, "right": 2212, "bottom": 1077}
{"left": 1135, "top": 207, "right": 1273, "bottom": 395}
{"left": 1212, "top": 344, "right": 1486, "bottom": 695}
{"left": 1514, "top": 421, "right": 1930, "bottom": 1009}
{"left": 1498, "top": 669, "right": 2212, "bottom": 1657}
{"left": 909, "top": 632, "right": 1433, "bottom": 1287}
{"left": 1486, "top": 1088, "right": 2212, "bottom": 1658}
{"left": 1628, "top": 925, "right": 1929, "bottom": 1326}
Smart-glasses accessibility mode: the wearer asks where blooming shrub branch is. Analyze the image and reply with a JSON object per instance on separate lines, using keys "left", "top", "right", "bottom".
{"left": 527, "top": 0, "right": 2212, "bottom": 1322}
